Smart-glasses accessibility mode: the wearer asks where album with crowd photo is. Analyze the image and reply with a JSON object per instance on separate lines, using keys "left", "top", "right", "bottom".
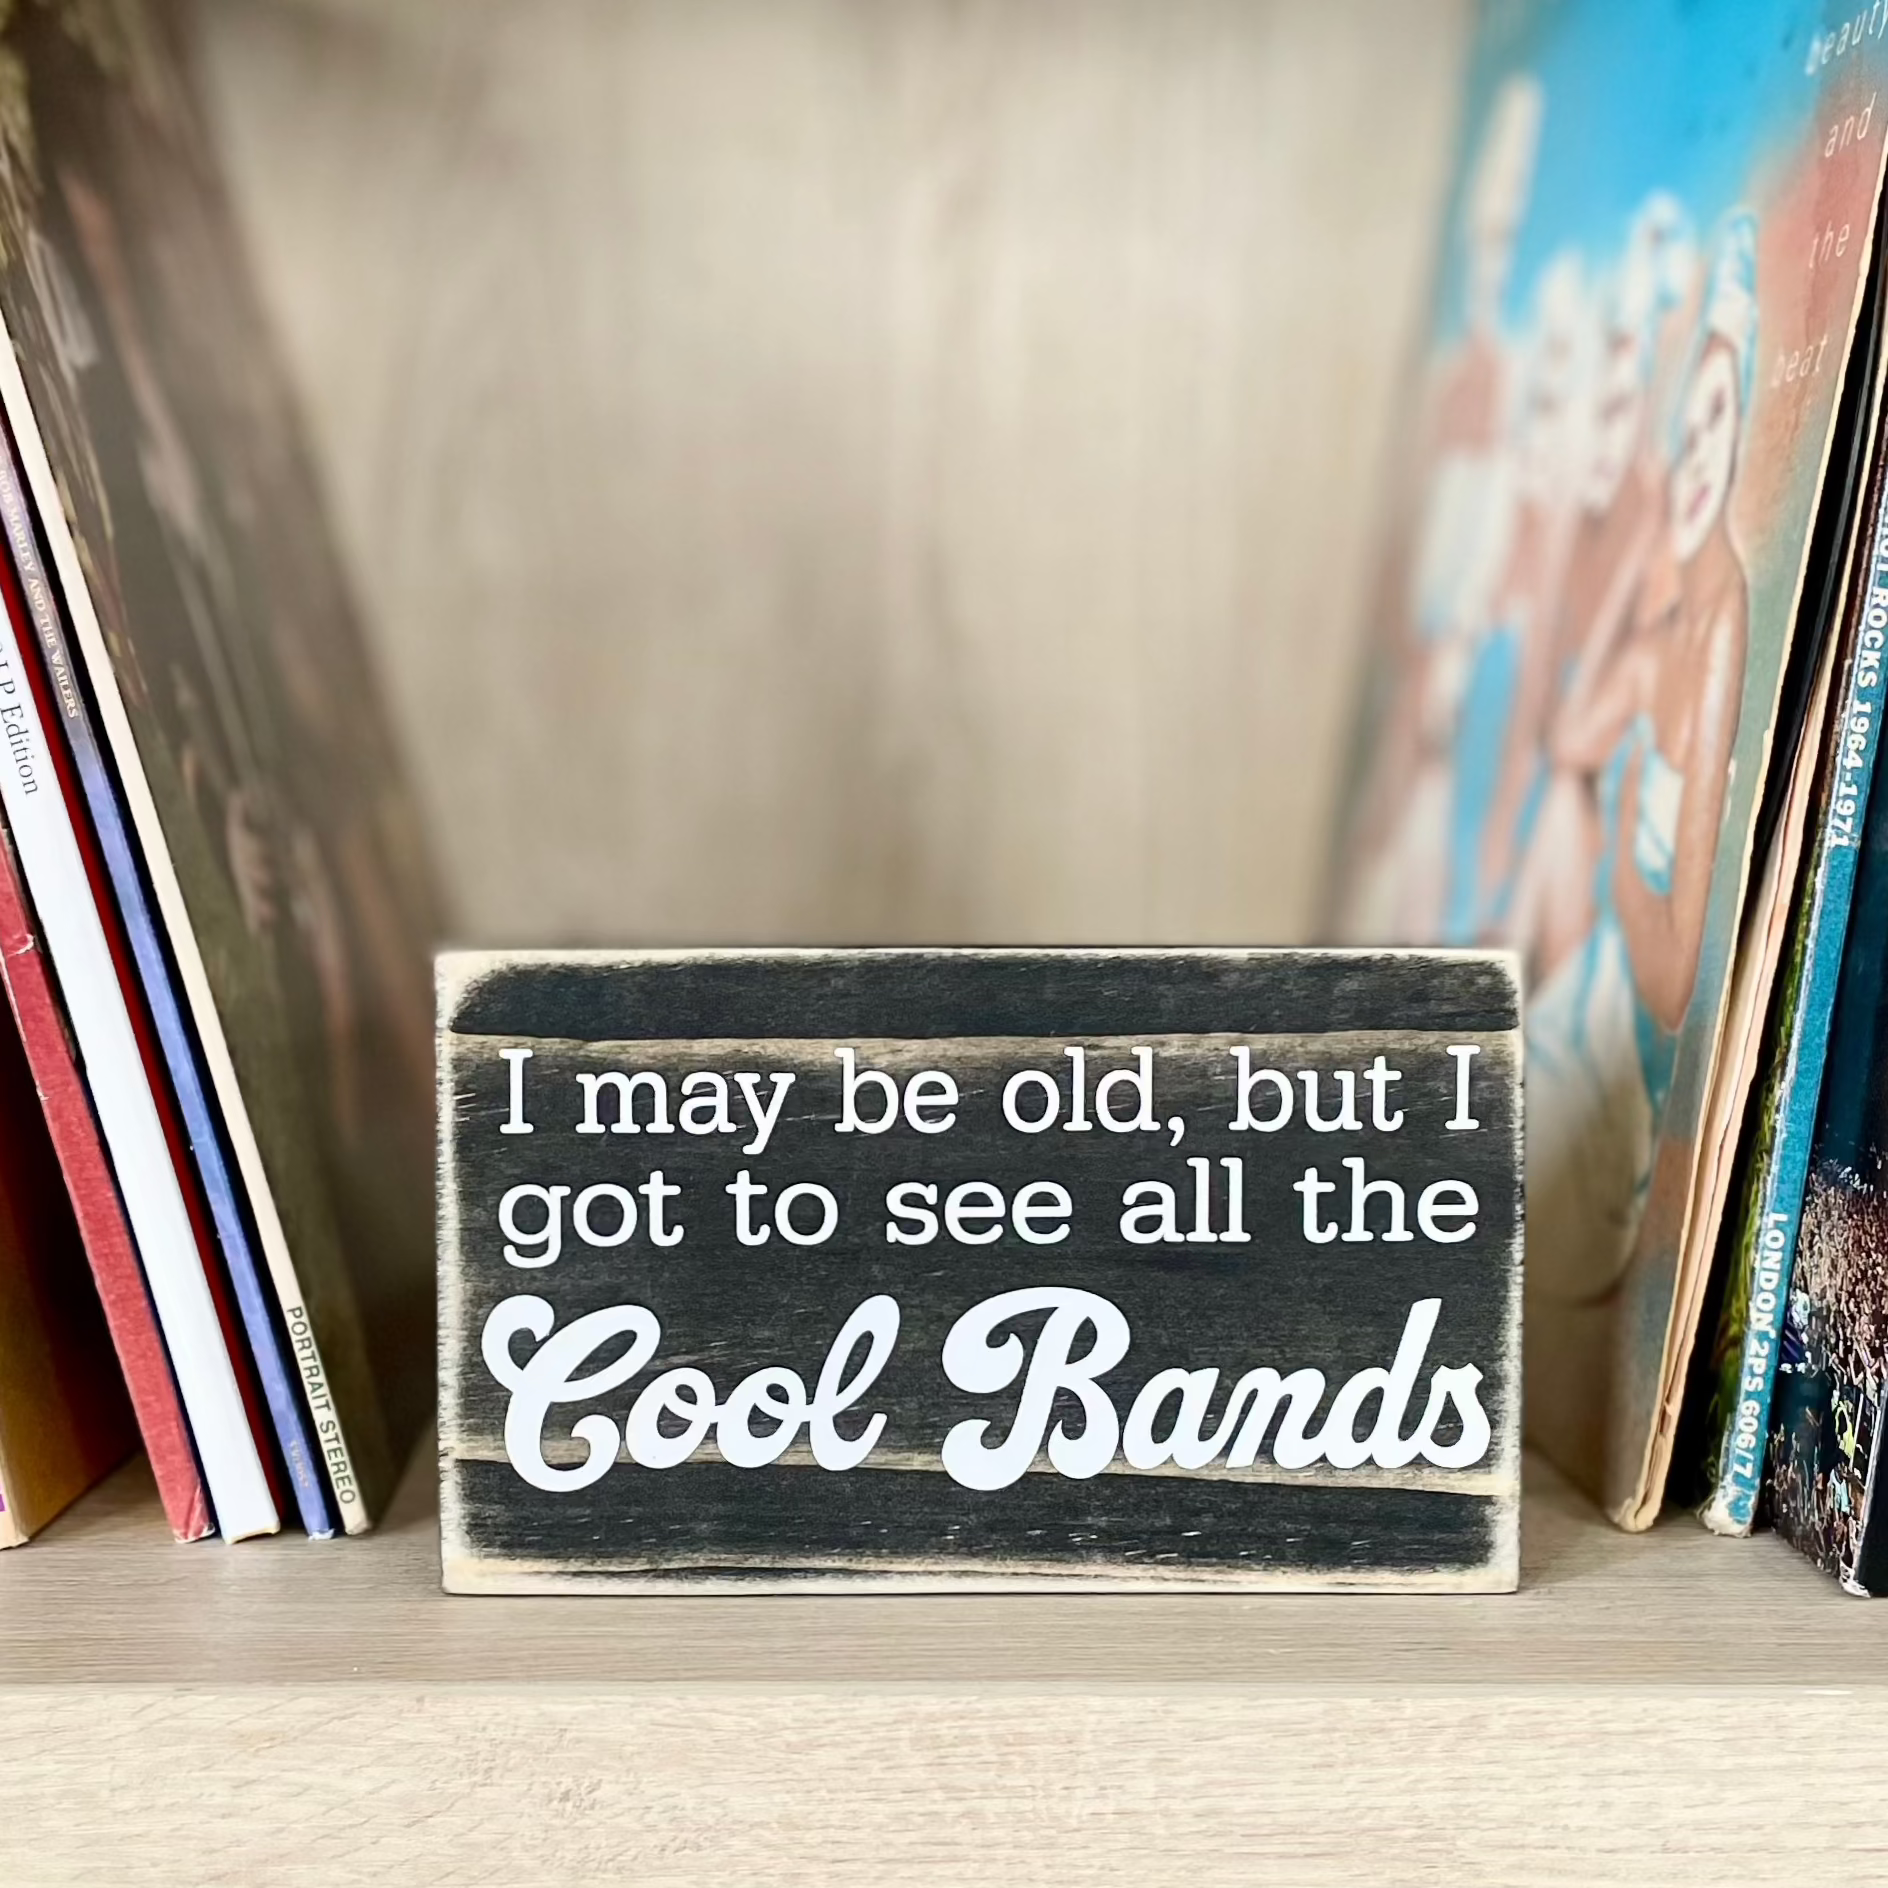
{"left": 1332, "top": 0, "right": 1888, "bottom": 1591}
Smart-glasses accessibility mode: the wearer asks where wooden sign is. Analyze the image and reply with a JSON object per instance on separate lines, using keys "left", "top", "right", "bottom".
{"left": 437, "top": 949, "right": 1522, "bottom": 1592}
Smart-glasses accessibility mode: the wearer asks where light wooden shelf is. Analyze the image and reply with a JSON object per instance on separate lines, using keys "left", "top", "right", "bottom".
{"left": 3, "top": 1446, "right": 1886, "bottom": 1885}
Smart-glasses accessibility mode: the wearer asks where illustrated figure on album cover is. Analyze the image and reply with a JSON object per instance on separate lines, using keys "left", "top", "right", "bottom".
{"left": 1331, "top": 0, "right": 1888, "bottom": 1514}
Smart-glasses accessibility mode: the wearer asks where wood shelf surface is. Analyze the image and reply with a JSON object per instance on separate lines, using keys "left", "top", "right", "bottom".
{"left": 8, "top": 1446, "right": 1888, "bottom": 1885}
{"left": 0, "top": 1443, "right": 1879, "bottom": 1691}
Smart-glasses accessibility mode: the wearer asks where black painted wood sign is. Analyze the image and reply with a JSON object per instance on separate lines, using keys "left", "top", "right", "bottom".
{"left": 437, "top": 949, "right": 1523, "bottom": 1592}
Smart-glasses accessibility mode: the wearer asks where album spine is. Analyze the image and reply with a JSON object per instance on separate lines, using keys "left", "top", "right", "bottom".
{"left": 0, "top": 819, "right": 211, "bottom": 1541}
{"left": 1701, "top": 484, "right": 1888, "bottom": 1536}
{"left": 0, "top": 534, "right": 276, "bottom": 1539}
{"left": 0, "top": 329, "right": 374, "bottom": 1538}
{"left": 0, "top": 433, "right": 334, "bottom": 1539}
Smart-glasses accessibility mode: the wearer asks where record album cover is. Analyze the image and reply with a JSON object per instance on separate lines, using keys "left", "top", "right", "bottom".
{"left": 0, "top": 814, "right": 210, "bottom": 1542}
{"left": 0, "top": 939, "right": 136, "bottom": 1547}
{"left": 1331, "top": 0, "right": 1888, "bottom": 1522}
{"left": 1768, "top": 735, "right": 1888, "bottom": 1592}
{"left": 0, "top": 4, "right": 438, "bottom": 1527}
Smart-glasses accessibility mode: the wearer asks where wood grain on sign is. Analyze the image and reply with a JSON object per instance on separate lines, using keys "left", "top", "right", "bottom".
{"left": 438, "top": 949, "right": 1522, "bottom": 1592}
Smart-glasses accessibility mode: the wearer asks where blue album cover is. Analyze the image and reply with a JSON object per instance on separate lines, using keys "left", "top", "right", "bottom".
{"left": 1769, "top": 739, "right": 1888, "bottom": 1591}
{"left": 1699, "top": 436, "right": 1888, "bottom": 1536}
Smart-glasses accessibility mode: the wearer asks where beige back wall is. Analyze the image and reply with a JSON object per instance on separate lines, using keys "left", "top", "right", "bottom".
{"left": 193, "top": 0, "right": 1466, "bottom": 947}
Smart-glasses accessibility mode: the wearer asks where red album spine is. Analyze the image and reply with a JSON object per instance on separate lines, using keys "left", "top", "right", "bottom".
{"left": 0, "top": 828, "right": 211, "bottom": 1542}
